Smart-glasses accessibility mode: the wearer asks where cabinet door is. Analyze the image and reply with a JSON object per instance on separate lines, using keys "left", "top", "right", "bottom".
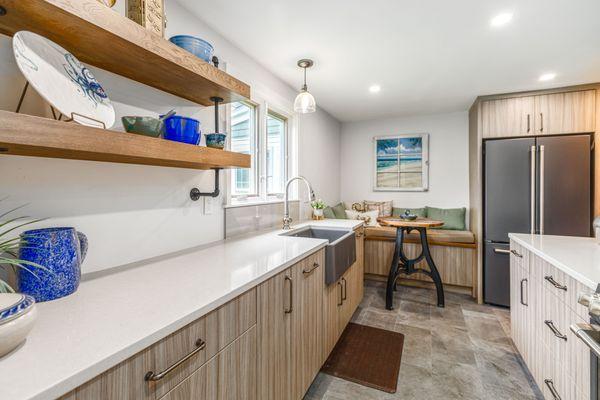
{"left": 509, "top": 249, "right": 524, "bottom": 354}
{"left": 323, "top": 277, "right": 344, "bottom": 361}
{"left": 160, "top": 326, "right": 257, "bottom": 400}
{"left": 481, "top": 96, "right": 535, "bottom": 138}
{"left": 290, "top": 250, "right": 324, "bottom": 399}
{"left": 257, "top": 268, "right": 293, "bottom": 400}
{"left": 534, "top": 90, "right": 596, "bottom": 135}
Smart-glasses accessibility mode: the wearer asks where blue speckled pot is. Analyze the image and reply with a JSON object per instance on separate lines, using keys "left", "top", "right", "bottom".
{"left": 18, "top": 228, "right": 88, "bottom": 302}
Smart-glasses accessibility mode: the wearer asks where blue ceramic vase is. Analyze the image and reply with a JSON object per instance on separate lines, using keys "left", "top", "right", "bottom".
{"left": 18, "top": 228, "right": 88, "bottom": 302}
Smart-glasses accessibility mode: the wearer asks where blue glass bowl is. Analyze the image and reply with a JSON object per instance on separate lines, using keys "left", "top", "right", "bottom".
{"left": 169, "top": 35, "right": 214, "bottom": 62}
{"left": 163, "top": 116, "right": 201, "bottom": 145}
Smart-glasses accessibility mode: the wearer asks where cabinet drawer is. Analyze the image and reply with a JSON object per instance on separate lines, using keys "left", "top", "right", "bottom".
{"left": 149, "top": 288, "right": 257, "bottom": 398}
{"left": 541, "top": 342, "right": 579, "bottom": 400}
{"left": 565, "top": 273, "right": 593, "bottom": 321}
{"left": 510, "top": 240, "right": 528, "bottom": 274}
{"left": 61, "top": 288, "right": 257, "bottom": 400}
{"left": 541, "top": 287, "right": 569, "bottom": 366}
{"left": 542, "top": 260, "right": 569, "bottom": 303}
{"left": 160, "top": 325, "right": 257, "bottom": 400}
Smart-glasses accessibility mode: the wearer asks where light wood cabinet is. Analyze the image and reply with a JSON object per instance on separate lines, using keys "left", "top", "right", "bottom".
{"left": 323, "top": 228, "right": 365, "bottom": 360}
{"left": 510, "top": 240, "right": 591, "bottom": 400}
{"left": 160, "top": 326, "right": 257, "bottom": 400}
{"left": 482, "top": 96, "right": 535, "bottom": 138}
{"left": 60, "top": 288, "right": 257, "bottom": 400}
{"left": 481, "top": 89, "right": 596, "bottom": 138}
{"left": 534, "top": 90, "right": 596, "bottom": 135}
{"left": 257, "top": 249, "right": 325, "bottom": 400}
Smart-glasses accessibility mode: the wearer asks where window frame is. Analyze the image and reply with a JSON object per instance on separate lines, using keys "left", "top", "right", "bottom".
{"left": 265, "top": 109, "right": 289, "bottom": 198}
{"left": 229, "top": 100, "right": 259, "bottom": 199}
{"left": 227, "top": 99, "right": 292, "bottom": 205}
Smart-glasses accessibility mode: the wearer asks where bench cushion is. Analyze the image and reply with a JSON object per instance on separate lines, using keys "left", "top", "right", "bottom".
{"left": 364, "top": 226, "right": 475, "bottom": 244}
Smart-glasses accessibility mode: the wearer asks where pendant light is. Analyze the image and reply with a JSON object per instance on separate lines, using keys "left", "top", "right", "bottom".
{"left": 293, "top": 59, "right": 316, "bottom": 114}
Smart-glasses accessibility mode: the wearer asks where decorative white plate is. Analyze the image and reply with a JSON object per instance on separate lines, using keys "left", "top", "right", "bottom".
{"left": 12, "top": 31, "right": 115, "bottom": 128}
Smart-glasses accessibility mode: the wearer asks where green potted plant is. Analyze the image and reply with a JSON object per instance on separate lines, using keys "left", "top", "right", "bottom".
{"left": 0, "top": 203, "right": 48, "bottom": 293}
{"left": 310, "top": 199, "right": 326, "bottom": 220}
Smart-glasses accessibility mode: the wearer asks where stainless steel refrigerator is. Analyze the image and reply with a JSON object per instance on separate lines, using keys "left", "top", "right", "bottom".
{"left": 483, "top": 134, "right": 592, "bottom": 307}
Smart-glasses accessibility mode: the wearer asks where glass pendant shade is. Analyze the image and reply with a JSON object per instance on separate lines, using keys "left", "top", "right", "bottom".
{"left": 294, "top": 89, "right": 316, "bottom": 114}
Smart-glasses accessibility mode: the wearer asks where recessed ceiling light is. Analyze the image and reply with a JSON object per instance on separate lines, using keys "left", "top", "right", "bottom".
{"left": 369, "top": 85, "right": 381, "bottom": 93}
{"left": 490, "top": 12, "right": 513, "bottom": 27}
{"left": 539, "top": 72, "right": 557, "bottom": 82}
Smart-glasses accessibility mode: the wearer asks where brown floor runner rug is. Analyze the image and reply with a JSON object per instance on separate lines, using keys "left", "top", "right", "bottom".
{"left": 321, "top": 322, "right": 404, "bottom": 393}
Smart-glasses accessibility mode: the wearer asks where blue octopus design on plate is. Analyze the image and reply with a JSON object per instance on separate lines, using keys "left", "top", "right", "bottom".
{"left": 63, "top": 53, "right": 108, "bottom": 108}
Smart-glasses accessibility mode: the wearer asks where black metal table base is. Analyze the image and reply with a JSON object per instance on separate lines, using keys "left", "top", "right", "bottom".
{"left": 385, "top": 226, "right": 445, "bottom": 309}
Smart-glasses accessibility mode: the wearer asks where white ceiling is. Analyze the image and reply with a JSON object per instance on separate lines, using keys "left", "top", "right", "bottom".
{"left": 178, "top": 0, "right": 600, "bottom": 122}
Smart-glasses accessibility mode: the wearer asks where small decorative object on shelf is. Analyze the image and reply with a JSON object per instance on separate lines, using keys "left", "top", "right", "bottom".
{"left": 0, "top": 293, "right": 37, "bottom": 357}
{"left": 163, "top": 115, "right": 201, "bottom": 145}
{"left": 18, "top": 227, "right": 88, "bottom": 302}
{"left": 399, "top": 209, "right": 418, "bottom": 221}
{"left": 205, "top": 133, "right": 226, "bottom": 149}
{"left": 127, "top": 0, "right": 166, "bottom": 37}
{"left": 96, "top": 0, "right": 117, "bottom": 7}
{"left": 311, "top": 199, "right": 326, "bottom": 220}
{"left": 12, "top": 31, "right": 115, "bottom": 128}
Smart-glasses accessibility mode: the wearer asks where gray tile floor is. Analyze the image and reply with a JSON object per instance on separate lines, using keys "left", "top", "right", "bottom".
{"left": 304, "top": 280, "right": 544, "bottom": 400}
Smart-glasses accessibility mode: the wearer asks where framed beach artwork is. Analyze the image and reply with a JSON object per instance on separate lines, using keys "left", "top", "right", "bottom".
{"left": 373, "top": 134, "right": 429, "bottom": 191}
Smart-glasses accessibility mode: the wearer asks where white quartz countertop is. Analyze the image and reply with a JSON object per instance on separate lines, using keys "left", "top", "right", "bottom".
{"left": 509, "top": 233, "right": 600, "bottom": 290}
{"left": 0, "top": 219, "right": 363, "bottom": 400}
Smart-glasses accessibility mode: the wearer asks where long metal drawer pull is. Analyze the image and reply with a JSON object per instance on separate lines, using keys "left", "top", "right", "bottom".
{"left": 341, "top": 277, "right": 347, "bottom": 301}
{"left": 544, "top": 275, "right": 567, "bottom": 291}
{"left": 544, "top": 379, "right": 561, "bottom": 400}
{"left": 510, "top": 249, "right": 523, "bottom": 258}
{"left": 493, "top": 248, "right": 510, "bottom": 255}
{"left": 520, "top": 278, "right": 528, "bottom": 306}
{"left": 303, "top": 262, "right": 319, "bottom": 275}
{"left": 544, "top": 320, "right": 567, "bottom": 341}
{"left": 144, "top": 339, "right": 206, "bottom": 382}
{"left": 284, "top": 276, "right": 293, "bottom": 314}
{"left": 337, "top": 281, "right": 343, "bottom": 306}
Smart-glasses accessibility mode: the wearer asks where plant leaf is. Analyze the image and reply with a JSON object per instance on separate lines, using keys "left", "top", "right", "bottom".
{"left": 0, "top": 204, "right": 28, "bottom": 220}
{"left": 0, "top": 218, "right": 46, "bottom": 239}
{"left": 0, "top": 279, "right": 14, "bottom": 293}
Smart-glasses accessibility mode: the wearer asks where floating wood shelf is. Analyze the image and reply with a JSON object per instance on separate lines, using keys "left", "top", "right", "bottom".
{"left": 0, "top": 0, "right": 250, "bottom": 105}
{"left": 0, "top": 111, "right": 251, "bottom": 170}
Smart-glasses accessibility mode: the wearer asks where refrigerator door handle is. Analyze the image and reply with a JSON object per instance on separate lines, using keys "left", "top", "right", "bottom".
{"left": 493, "top": 248, "right": 511, "bottom": 255}
{"left": 530, "top": 145, "right": 536, "bottom": 234}
{"left": 539, "top": 145, "right": 545, "bottom": 235}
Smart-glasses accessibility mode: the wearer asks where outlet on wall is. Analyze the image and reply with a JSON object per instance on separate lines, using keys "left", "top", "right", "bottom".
{"left": 204, "top": 197, "right": 213, "bottom": 215}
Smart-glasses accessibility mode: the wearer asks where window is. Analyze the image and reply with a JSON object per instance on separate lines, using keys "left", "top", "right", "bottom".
{"left": 228, "top": 102, "right": 290, "bottom": 203}
{"left": 266, "top": 111, "right": 287, "bottom": 195}
{"left": 230, "top": 102, "right": 257, "bottom": 197}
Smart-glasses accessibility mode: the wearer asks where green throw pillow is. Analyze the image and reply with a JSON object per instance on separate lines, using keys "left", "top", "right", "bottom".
{"left": 331, "top": 202, "right": 347, "bottom": 219}
{"left": 426, "top": 207, "right": 466, "bottom": 230}
{"left": 323, "top": 206, "right": 336, "bottom": 219}
{"left": 392, "top": 207, "right": 427, "bottom": 218}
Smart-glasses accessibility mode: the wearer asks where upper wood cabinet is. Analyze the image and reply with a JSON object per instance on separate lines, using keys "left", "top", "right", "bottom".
{"left": 481, "top": 96, "right": 535, "bottom": 138}
{"left": 534, "top": 90, "right": 596, "bottom": 135}
{"left": 481, "top": 89, "right": 596, "bottom": 138}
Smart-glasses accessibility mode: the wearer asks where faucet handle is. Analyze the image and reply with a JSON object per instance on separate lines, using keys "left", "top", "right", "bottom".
{"left": 282, "top": 216, "right": 293, "bottom": 230}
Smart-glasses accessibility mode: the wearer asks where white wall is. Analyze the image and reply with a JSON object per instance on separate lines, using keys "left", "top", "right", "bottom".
{"left": 340, "top": 111, "right": 469, "bottom": 209}
{"left": 0, "top": 0, "right": 341, "bottom": 275}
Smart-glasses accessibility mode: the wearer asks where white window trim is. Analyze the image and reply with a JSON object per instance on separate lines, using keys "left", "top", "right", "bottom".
{"left": 228, "top": 100, "right": 259, "bottom": 199}
{"left": 226, "top": 90, "right": 297, "bottom": 206}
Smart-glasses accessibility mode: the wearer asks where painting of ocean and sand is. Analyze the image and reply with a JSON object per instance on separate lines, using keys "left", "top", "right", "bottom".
{"left": 375, "top": 136, "right": 425, "bottom": 190}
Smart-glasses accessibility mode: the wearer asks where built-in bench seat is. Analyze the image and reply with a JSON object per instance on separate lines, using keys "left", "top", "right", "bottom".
{"left": 364, "top": 226, "right": 477, "bottom": 297}
{"left": 364, "top": 226, "right": 476, "bottom": 245}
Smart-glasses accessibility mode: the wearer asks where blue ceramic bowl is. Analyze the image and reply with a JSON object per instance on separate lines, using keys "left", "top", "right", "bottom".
{"left": 169, "top": 35, "right": 214, "bottom": 62}
{"left": 163, "top": 116, "right": 201, "bottom": 145}
{"left": 205, "top": 133, "right": 227, "bottom": 149}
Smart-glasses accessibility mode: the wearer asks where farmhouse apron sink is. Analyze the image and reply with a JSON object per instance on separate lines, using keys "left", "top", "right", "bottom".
{"left": 281, "top": 227, "right": 356, "bottom": 285}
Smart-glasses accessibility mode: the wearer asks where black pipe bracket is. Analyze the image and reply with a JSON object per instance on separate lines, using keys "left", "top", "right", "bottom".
{"left": 190, "top": 168, "right": 221, "bottom": 200}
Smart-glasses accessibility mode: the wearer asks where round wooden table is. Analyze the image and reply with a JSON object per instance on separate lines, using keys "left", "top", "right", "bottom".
{"left": 379, "top": 218, "right": 445, "bottom": 309}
